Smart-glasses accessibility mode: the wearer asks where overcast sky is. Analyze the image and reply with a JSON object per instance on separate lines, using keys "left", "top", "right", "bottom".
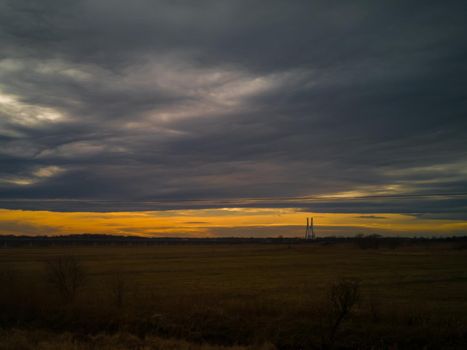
{"left": 1, "top": 0, "right": 467, "bottom": 221}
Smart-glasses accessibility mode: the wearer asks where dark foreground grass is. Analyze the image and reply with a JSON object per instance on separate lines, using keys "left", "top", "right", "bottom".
{"left": 1, "top": 243, "right": 467, "bottom": 349}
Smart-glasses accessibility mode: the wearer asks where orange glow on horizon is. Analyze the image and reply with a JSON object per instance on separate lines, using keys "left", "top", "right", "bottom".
{"left": 0, "top": 208, "right": 466, "bottom": 237}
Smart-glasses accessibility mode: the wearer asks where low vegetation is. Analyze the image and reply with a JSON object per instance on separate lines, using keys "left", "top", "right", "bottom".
{"left": 1, "top": 242, "right": 467, "bottom": 349}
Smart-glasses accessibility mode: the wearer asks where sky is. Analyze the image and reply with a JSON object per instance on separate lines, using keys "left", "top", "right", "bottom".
{"left": 0, "top": 1, "right": 466, "bottom": 237}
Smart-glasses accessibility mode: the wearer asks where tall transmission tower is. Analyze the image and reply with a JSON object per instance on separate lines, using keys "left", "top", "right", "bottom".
{"left": 305, "top": 217, "right": 316, "bottom": 240}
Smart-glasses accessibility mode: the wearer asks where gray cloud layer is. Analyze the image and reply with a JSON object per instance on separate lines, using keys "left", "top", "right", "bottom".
{"left": 0, "top": 0, "right": 467, "bottom": 215}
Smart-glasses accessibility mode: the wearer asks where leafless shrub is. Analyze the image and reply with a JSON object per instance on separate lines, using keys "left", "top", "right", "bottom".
{"left": 44, "top": 255, "right": 85, "bottom": 303}
{"left": 325, "top": 278, "right": 360, "bottom": 346}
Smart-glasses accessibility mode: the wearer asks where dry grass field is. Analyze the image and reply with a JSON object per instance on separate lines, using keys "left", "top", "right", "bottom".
{"left": 1, "top": 242, "right": 467, "bottom": 349}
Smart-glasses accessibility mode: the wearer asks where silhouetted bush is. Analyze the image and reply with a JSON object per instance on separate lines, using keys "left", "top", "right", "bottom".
{"left": 44, "top": 255, "right": 85, "bottom": 303}
{"left": 325, "top": 278, "right": 360, "bottom": 346}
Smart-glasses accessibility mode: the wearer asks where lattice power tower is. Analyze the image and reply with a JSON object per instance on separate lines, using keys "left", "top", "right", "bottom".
{"left": 305, "top": 217, "right": 316, "bottom": 240}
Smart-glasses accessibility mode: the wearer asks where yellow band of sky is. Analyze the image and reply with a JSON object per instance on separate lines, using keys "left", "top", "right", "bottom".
{"left": 1, "top": 208, "right": 466, "bottom": 237}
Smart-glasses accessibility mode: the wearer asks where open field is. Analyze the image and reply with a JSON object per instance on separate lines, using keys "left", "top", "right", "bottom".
{"left": 1, "top": 242, "right": 467, "bottom": 349}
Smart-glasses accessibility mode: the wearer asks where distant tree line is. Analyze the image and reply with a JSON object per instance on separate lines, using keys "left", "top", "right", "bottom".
{"left": 1, "top": 233, "right": 467, "bottom": 247}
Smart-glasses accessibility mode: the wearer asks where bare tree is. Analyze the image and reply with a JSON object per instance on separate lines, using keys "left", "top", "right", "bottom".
{"left": 325, "top": 278, "right": 360, "bottom": 346}
{"left": 45, "top": 255, "right": 85, "bottom": 303}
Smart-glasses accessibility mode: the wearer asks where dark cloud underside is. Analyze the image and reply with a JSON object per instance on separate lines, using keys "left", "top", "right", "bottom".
{"left": 0, "top": 0, "right": 466, "bottom": 214}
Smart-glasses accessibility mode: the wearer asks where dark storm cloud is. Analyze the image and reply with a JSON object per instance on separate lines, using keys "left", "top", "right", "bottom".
{"left": 1, "top": 0, "right": 467, "bottom": 215}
